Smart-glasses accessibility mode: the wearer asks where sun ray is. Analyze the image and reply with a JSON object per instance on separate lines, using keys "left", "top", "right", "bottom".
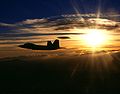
{"left": 97, "top": 0, "right": 102, "bottom": 18}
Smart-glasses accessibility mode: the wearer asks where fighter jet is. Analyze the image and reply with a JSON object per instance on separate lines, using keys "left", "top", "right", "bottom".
{"left": 19, "top": 39, "right": 60, "bottom": 50}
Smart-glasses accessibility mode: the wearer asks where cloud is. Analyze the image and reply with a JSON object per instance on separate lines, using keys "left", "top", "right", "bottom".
{"left": 57, "top": 36, "right": 71, "bottom": 39}
{"left": 0, "top": 22, "right": 16, "bottom": 27}
{"left": 1, "top": 13, "right": 120, "bottom": 34}
{"left": 0, "top": 32, "right": 84, "bottom": 38}
{"left": 18, "top": 18, "right": 48, "bottom": 25}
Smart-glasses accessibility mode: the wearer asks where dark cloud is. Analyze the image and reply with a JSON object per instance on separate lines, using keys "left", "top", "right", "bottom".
{"left": 0, "top": 46, "right": 120, "bottom": 93}
{"left": 0, "top": 32, "right": 84, "bottom": 38}
{"left": 57, "top": 36, "right": 71, "bottom": 39}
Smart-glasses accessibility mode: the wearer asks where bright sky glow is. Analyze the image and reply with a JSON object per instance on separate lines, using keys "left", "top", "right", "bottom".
{"left": 83, "top": 29, "right": 109, "bottom": 48}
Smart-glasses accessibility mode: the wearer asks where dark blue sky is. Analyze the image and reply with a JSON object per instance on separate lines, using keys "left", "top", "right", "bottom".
{"left": 0, "top": 0, "right": 120, "bottom": 23}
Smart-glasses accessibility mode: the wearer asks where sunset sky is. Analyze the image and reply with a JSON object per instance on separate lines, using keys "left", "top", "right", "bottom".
{"left": 1, "top": 1, "right": 120, "bottom": 93}
{"left": 0, "top": 0, "right": 120, "bottom": 23}
{"left": 0, "top": 0, "right": 120, "bottom": 58}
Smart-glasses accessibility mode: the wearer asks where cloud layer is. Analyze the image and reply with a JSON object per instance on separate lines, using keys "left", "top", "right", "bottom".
{"left": 1, "top": 13, "right": 120, "bottom": 34}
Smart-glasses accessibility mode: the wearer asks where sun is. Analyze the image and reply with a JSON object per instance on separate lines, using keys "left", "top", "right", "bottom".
{"left": 83, "top": 29, "right": 108, "bottom": 48}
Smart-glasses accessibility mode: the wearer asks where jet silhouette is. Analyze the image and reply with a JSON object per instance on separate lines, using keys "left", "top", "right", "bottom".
{"left": 19, "top": 39, "right": 60, "bottom": 50}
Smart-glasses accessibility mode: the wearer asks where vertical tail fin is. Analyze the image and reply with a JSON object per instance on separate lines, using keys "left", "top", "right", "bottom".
{"left": 47, "top": 39, "right": 60, "bottom": 49}
{"left": 47, "top": 41, "right": 53, "bottom": 47}
{"left": 53, "top": 39, "right": 60, "bottom": 49}
{"left": 47, "top": 41, "right": 53, "bottom": 49}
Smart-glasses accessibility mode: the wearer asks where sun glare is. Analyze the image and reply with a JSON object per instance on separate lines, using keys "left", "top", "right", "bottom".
{"left": 83, "top": 29, "right": 108, "bottom": 48}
